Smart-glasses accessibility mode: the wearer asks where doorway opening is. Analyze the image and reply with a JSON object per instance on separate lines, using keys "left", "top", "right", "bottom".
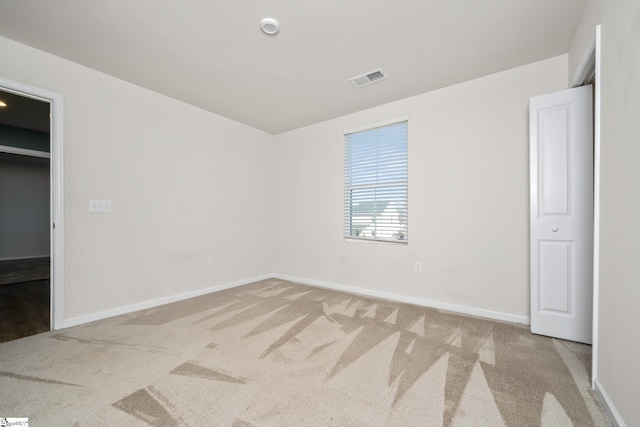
{"left": 531, "top": 26, "right": 601, "bottom": 386}
{"left": 0, "top": 78, "right": 64, "bottom": 341}
{"left": 570, "top": 26, "right": 601, "bottom": 388}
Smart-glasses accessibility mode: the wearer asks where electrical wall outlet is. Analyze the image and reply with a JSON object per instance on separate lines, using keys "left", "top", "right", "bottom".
{"left": 414, "top": 262, "right": 423, "bottom": 274}
{"left": 207, "top": 256, "right": 215, "bottom": 266}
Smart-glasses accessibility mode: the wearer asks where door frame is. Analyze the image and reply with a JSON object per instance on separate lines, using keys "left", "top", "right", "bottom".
{"left": 0, "top": 76, "right": 65, "bottom": 330}
{"left": 571, "top": 25, "right": 601, "bottom": 386}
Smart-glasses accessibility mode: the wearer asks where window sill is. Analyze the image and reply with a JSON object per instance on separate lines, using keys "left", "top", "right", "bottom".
{"left": 344, "top": 237, "right": 408, "bottom": 245}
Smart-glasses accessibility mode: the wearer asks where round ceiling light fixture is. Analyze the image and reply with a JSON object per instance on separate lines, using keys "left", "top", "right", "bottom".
{"left": 260, "top": 18, "right": 280, "bottom": 35}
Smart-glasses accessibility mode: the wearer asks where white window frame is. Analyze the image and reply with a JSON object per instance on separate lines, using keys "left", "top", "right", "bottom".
{"left": 344, "top": 117, "right": 408, "bottom": 244}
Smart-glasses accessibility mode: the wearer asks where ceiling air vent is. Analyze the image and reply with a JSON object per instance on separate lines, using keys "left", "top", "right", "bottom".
{"left": 349, "top": 68, "right": 388, "bottom": 88}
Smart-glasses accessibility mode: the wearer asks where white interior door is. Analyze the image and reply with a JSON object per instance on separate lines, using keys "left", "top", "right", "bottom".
{"left": 530, "top": 85, "right": 593, "bottom": 344}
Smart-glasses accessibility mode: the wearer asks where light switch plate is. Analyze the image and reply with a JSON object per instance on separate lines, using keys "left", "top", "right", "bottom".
{"left": 90, "top": 199, "right": 112, "bottom": 213}
{"left": 414, "top": 262, "right": 423, "bottom": 274}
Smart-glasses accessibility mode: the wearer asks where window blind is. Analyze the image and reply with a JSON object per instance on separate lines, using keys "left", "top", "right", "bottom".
{"left": 344, "top": 120, "right": 408, "bottom": 243}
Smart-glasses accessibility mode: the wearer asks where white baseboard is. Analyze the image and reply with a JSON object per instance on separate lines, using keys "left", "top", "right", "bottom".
{"left": 272, "top": 274, "right": 530, "bottom": 325}
{"left": 60, "top": 274, "right": 273, "bottom": 329}
{"left": 60, "top": 273, "right": 530, "bottom": 331}
{"left": 594, "top": 378, "right": 626, "bottom": 427}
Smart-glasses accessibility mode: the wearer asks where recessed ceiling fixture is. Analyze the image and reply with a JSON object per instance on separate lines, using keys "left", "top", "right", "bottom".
{"left": 0, "top": 101, "right": 6, "bottom": 107}
{"left": 349, "top": 68, "right": 388, "bottom": 88}
{"left": 260, "top": 18, "right": 280, "bottom": 35}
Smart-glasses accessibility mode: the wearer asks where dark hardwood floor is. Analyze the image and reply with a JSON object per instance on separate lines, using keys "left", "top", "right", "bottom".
{"left": 0, "top": 279, "right": 50, "bottom": 343}
{"left": 0, "top": 257, "right": 50, "bottom": 285}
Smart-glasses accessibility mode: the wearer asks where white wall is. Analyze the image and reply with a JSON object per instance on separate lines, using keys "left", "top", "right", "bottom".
{"left": 570, "top": 1, "right": 640, "bottom": 425}
{"left": 0, "top": 154, "right": 50, "bottom": 260}
{"left": 568, "top": 0, "right": 604, "bottom": 83}
{"left": 0, "top": 36, "right": 275, "bottom": 320}
{"left": 273, "top": 55, "right": 568, "bottom": 320}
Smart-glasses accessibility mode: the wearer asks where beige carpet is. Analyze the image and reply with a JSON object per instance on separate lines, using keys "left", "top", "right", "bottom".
{"left": 0, "top": 279, "right": 609, "bottom": 426}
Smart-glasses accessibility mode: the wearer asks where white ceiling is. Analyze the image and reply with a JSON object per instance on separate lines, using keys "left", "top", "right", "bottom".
{"left": 0, "top": 0, "right": 587, "bottom": 135}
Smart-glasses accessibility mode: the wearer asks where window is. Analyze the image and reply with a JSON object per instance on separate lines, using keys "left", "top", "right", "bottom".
{"left": 344, "top": 119, "right": 408, "bottom": 243}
